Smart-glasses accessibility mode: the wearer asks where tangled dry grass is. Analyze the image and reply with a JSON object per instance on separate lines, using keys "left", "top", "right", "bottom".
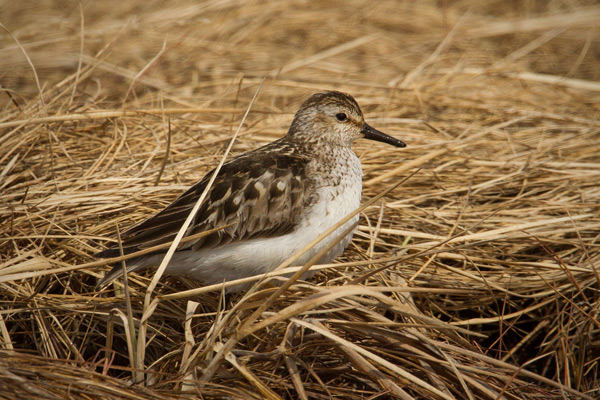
{"left": 1, "top": 1, "right": 599, "bottom": 399}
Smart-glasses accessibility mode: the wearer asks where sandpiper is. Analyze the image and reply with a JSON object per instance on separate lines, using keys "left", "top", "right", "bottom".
{"left": 96, "top": 91, "right": 406, "bottom": 289}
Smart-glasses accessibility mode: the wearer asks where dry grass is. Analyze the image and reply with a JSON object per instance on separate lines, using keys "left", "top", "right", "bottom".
{"left": 1, "top": 1, "right": 599, "bottom": 399}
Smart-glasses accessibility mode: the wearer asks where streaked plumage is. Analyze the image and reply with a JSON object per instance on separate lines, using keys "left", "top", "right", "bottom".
{"left": 96, "top": 91, "right": 406, "bottom": 289}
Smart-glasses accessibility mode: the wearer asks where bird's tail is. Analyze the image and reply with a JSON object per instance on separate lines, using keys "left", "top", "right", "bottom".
{"left": 96, "top": 250, "right": 149, "bottom": 288}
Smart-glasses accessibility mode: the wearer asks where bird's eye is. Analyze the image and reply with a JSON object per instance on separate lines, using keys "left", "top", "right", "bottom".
{"left": 335, "top": 113, "right": 347, "bottom": 122}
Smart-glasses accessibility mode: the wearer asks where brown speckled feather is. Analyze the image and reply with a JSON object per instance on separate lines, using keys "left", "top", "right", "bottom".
{"left": 96, "top": 139, "right": 315, "bottom": 260}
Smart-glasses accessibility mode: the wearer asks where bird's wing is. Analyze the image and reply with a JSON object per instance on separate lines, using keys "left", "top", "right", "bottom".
{"left": 95, "top": 150, "right": 315, "bottom": 259}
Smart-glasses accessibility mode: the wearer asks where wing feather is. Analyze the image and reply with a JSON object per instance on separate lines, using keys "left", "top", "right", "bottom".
{"left": 95, "top": 149, "right": 315, "bottom": 259}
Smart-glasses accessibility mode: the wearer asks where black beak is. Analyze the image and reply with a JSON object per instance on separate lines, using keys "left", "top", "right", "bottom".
{"left": 361, "top": 123, "right": 406, "bottom": 148}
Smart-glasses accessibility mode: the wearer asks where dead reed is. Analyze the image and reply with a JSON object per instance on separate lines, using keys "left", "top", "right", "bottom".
{"left": 1, "top": 1, "right": 599, "bottom": 399}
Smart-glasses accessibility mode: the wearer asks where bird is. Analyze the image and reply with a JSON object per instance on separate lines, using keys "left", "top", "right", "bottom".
{"left": 96, "top": 90, "right": 406, "bottom": 290}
